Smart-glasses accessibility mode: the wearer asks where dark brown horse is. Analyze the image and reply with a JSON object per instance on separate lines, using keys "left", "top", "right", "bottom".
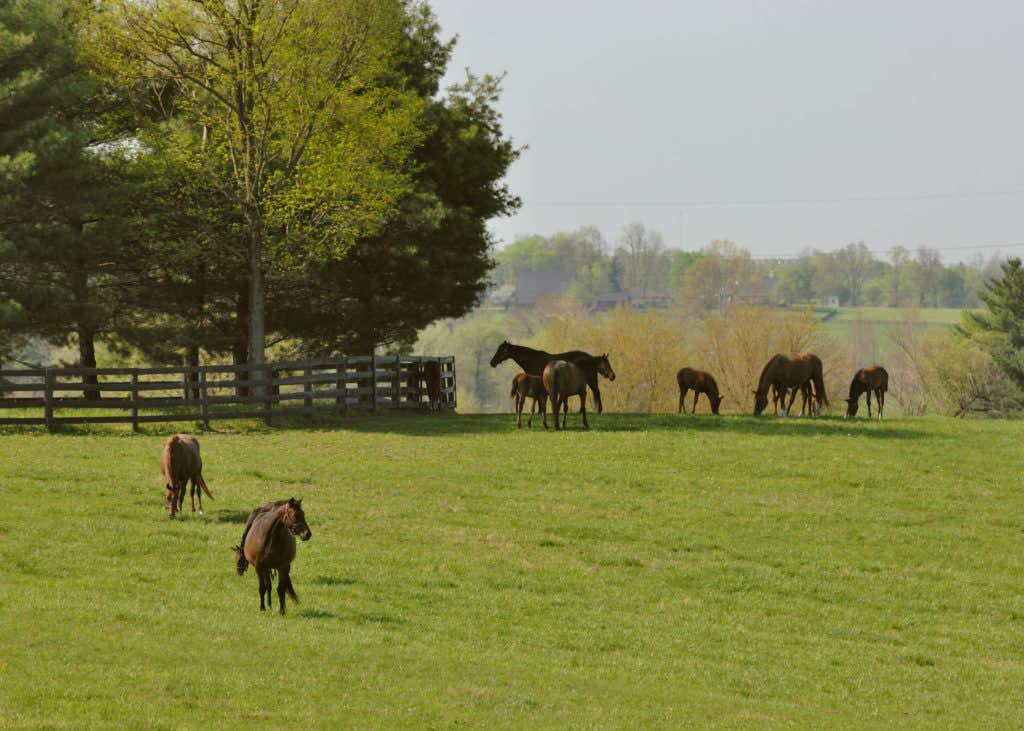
{"left": 510, "top": 372, "right": 548, "bottom": 428}
{"left": 676, "top": 368, "right": 724, "bottom": 414}
{"left": 234, "top": 498, "right": 312, "bottom": 615}
{"left": 424, "top": 360, "right": 442, "bottom": 411}
{"left": 490, "top": 341, "right": 605, "bottom": 413}
{"left": 846, "top": 366, "right": 888, "bottom": 419}
{"left": 543, "top": 354, "right": 615, "bottom": 430}
{"left": 753, "top": 353, "right": 828, "bottom": 416}
{"left": 162, "top": 434, "right": 213, "bottom": 517}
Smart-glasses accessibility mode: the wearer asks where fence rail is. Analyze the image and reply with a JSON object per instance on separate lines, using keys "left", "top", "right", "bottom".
{"left": 0, "top": 355, "right": 455, "bottom": 431}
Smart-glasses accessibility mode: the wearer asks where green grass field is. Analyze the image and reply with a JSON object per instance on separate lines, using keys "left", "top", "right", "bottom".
{"left": 3, "top": 413, "right": 1023, "bottom": 728}
{"left": 830, "top": 307, "right": 967, "bottom": 325}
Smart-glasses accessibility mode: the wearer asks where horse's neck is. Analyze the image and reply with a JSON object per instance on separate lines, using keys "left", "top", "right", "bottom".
{"left": 507, "top": 344, "right": 549, "bottom": 372}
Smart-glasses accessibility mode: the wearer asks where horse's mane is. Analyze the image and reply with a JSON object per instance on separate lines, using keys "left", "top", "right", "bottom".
{"left": 755, "top": 354, "right": 782, "bottom": 394}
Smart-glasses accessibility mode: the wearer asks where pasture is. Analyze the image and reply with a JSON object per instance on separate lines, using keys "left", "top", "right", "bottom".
{"left": 2, "top": 413, "right": 1023, "bottom": 727}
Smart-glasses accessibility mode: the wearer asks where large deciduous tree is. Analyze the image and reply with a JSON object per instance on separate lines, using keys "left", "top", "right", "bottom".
{"left": 267, "top": 5, "right": 520, "bottom": 354}
{"left": 94, "top": 0, "right": 422, "bottom": 376}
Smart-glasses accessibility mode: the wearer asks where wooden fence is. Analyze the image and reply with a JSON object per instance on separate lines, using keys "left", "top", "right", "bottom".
{"left": 0, "top": 355, "right": 455, "bottom": 431}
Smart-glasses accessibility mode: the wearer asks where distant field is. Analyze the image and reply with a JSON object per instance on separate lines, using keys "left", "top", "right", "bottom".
{"left": 3, "top": 413, "right": 1023, "bottom": 728}
{"left": 830, "top": 307, "right": 968, "bottom": 325}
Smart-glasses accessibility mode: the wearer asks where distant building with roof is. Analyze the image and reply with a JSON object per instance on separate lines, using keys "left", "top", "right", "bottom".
{"left": 511, "top": 270, "right": 576, "bottom": 309}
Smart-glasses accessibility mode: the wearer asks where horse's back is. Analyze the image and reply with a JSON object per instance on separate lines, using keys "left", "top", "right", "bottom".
{"left": 244, "top": 511, "right": 296, "bottom": 570}
{"left": 163, "top": 434, "right": 202, "bottom": 482}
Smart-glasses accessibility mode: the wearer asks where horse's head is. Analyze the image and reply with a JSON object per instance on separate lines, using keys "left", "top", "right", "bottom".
{"left": 597, "top": 354, "right": 616, "bottom": 381}
{"left": 283, "top": 498, "right": 312, "bottom": 541}
{"left": 489, "top": 340, "right": 510, "bottom": 368}
{"left": 753, "top": 389, "right": 768, "bottom": 415}
{"left": 845, "top": 397, "right": 858, "bottom": 418}
{"left": 710, "top": 395, "right": 724, "bottom": 414}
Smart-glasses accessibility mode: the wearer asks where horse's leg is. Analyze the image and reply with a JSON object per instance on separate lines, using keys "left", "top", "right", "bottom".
{"left": 784, "top": 388, "right": 797, "bottom": 416}
{"left": 678, "top": 387, "right": 684, "bottom": 414}
{"left": 581, "top": 392, "right": 589, "bottom": 430}
{"left": 877, "top": 390, "right": 884, "bottom": 420}
{"left": 277, "top": 567, "right": 288, "bottom": 615}
{"left": 189, "top": 479, "right": 197, "bottom": 513}
{"left": 258, "top": 571, "right": 268, "bottom": 611}
{"left": 562, "top": 398, "right": 568, "bottom": 430}
{"left": 515, "top": 394, "right": 523, "bottom": 429}
{"left": 866, "top": 390, "right": 872, "bottom": 418}
{"left": 693, "top": 391, "right": 700, "bottom": 414}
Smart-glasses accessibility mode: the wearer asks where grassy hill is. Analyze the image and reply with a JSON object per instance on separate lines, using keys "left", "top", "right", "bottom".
{"left": 3, "top": 413, "right": 1023, "bottom": 727}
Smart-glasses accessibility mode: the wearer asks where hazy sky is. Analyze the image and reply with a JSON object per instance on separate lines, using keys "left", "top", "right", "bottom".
{"left": 429, "top": 1, "right": 1024, "bottom": 261}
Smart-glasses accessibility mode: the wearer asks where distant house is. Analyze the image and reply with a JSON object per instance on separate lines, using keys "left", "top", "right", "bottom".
{"left": 591, "top": 287, "right": 674, "bottom": 312}
{"left": 512, "top": 270, "right": 576, "bottom": 309}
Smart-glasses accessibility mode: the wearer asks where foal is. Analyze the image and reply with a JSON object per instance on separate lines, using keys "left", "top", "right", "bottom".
{"left": 676, "top": 368, "right": 724, "bottom": 414}
{"left": 543, "top": 355, "right": 615, "bottom": 431}
{"left": 162, "top": 434, "right": 213, "bottom": 517}
{"left": 846, "top": 366, "right": 888, "bottom": 419}
{"left": 234, "top": 498, "right": 312, "bottom": 615}
{"left": 510, "top": 372, "right": 548, "bottom": 428}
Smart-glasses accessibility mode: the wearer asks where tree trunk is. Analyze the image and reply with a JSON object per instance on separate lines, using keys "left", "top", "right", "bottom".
{"left": 78, "top": 329, "right": 100, "bottom": 401}
{"left": 234, "top": 278, "right": 250, "bottom": 398}
{"left": 245, "top": 204, "right": 266, "bottom": 397}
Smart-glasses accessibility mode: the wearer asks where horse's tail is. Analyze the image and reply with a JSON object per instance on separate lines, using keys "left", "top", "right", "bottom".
{"left": 197, "top": 474, "right": 213, "bottom": 500}
{"left": 283, "top": 573, "right": 299, "bottom": 603}
{"left": 233, "top": 546, "right": 249, "bottom": 576}
{"left": 510, "top": 383, "right": 518, "bottom": 399}
{"left": 813, "top": 358, "right": 829, "bottom": 408}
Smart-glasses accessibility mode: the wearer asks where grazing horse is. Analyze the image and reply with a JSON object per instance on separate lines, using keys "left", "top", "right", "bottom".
{"left": 846, "top": 366, "right": 888, "bottom": 419}
{"left": 490, "top": 341, "right": 605, "bottom": 413}
{"left": 233, "top": 498, "right": 312, "bottom": 615}
{"left": 753, "top": 353, "right": 828, "bottom": 416}
{"left": 543, "top": 354, "right": 615, "bottom": 431}
{"left": 162, "top": 434, "right": 213, "bottom": 517}
{"left": 510, "top": 372, "right": 548, "bottom": 428}
{"left": 676, "top": 368, "right": 724, "bottom": 414}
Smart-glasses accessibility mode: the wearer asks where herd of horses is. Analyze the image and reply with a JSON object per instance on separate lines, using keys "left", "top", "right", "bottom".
{"left": 157, "top": 349, "right": 888, "bottom": 615}
{"left": 492, "top": 340, "right": 889, "bottom": 428}
{"left": 162, "top": 434, "right": 311, "bottom": 615}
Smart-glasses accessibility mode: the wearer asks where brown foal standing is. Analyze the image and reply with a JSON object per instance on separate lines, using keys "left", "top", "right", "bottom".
{"left": 162, "top": 434, "right": 213, "bottom": 517}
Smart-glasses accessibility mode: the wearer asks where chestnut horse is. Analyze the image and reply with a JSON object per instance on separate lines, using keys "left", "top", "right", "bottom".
{"left": 676, "top": 368, "right": 723, "bottom": 414}
{"left": 753, "top": 353, "right": 828, "bottom": 416}
{"left": 162, "top": 434, "right": 213, "bottom": 517}
{"left": 233, "top": 498, "right": 312, "bottom": 615}
{"left": 543, "top": 355, "right": 615, "bottom": 430}
{"left": 510, "top": 372, "right": 548, "bottom": 428}
{"left": 846, "top": 366, "right": 888, "bottom": 419}
{"left": 490, "top": 341, "right": 605, "bottom": 413}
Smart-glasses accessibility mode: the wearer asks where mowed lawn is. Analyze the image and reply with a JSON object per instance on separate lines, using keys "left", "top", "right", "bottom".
{"left": 2, "top": 413, "right": 1023, "bottom": 728}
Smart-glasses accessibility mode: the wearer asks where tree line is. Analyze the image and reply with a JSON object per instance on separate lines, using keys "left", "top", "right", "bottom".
{"left": 0, "top": 0, "right": 519, "bottom": 386}
{"left": 493, "top": 224, "right": 1001, "bottom": 312}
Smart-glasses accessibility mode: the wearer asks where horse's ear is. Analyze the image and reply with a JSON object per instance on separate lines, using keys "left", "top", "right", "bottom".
{"left": 288, "top": 497, "right": 297, "bottom": 506}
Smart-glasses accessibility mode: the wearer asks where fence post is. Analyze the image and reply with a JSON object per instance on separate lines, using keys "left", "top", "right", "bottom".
{"left": 181, "top": 370, "right": 189, "bottom": 401}
{"left": 335, "top": 359, "right": 346, "bottom": 414}
{"left": 303, "top": 365, "right": 313, "bottom": 417}
{"left": 130, "top": 372, "right": 139, "bottom": 433}
{"left": 450, "top": 357, "right": 457, "bottom": 410}
{"left": 263, "top": 364, "right": 273, "bottom": 426}
{"left": 371, "top": 354, "right": 378, "bottom": 411}
{"left": 393, "top": 355, "right": 401, "bottom": 409}
{"left": 44, "top": 369, "right": 54, "bottom": 432}
{"left": 198, "top": 369, "right": 210, "bottom": 430}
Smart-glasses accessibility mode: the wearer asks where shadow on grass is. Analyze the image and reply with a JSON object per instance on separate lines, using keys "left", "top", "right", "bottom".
{"left": 313, "top": 576, "right": 358, "bottom": 587}
{"left": 214, "top": 509, "right": 252, "bottom": 524}
{"left": 0, "top": 409, "right": 941, "bottom": 441}
{"left": 249, "top": 411, "right": 939, "bottom": 441}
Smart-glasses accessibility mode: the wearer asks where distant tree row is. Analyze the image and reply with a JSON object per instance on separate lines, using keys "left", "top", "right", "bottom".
{"left": 493, "top": 224, "right": 1002, "bottom": 312}
{"left": 0, "top": 0, "right": 519, "bottom": 376}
